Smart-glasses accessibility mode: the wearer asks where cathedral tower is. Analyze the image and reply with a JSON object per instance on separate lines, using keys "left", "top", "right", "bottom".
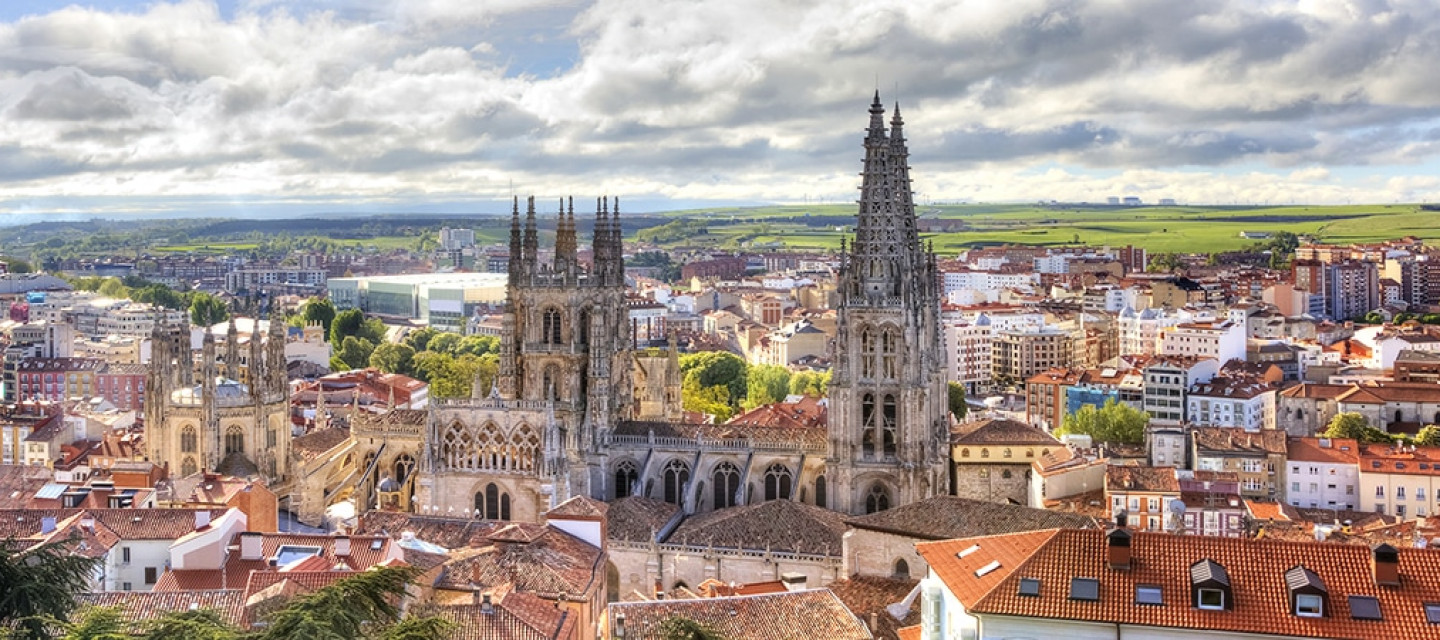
{"left": 829, "top": 93, "right": 949, "bottom": 514}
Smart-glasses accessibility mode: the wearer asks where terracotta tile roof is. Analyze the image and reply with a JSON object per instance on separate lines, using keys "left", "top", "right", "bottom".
{"left": 895, "top": 626, "right": 921, "bottom": 640}
{"left": 1192, "top": 427, "right": 1287, "bottom": 456}
{"left": 1280, "top": 383, "right": 1350, "bottom": 399}
{"left": 1358, "top": 443, "right": 1440, "bottom": 476}
{"left": 608, "top": 589, "right": 873, "bottom": 640}
{"left": 1026, "top": 368, "right": 1083, "bottom": 386}
{"left": 1188, "top": 377, "right": 1277, "bottom": 400}
{"left": 1245, "top": 500, "right": 1302, "bottom": 522}
{"left": 724, "top": 395, "right": 827, "bottom": 430}
{"left": 1336, "top": 381, "right": 1440, "bottom": 404}
{"left": 666, "top": 499, "right": 846, "bottom": 556}
{"left": 0, "top": 465, "right": 52, "bottom": 508}
{"left": 951, "top": 418, "right": 1061, "bottom": 446}
{"left": 424, "top": 591, "right": 577, "bottom": 640}
{"left": 355, "top": 512, "right": 504, "bottom": 549}
{"left": 826, "top": 575, "right": 920, "bottom": 640}
{"left": 169, "top": 473, "right": 267, "bottom": 505}
{"left": 77, "top": 590, "right": 245, "bottom": 628}
{"left": 1105, "top": 466, "right": 1180, "bottom": 494}
{"left": 545, "top": 495, "right": 607, "bottom": 520}
{"left": 291, "top": 426, "right": 351, "bottom": 460}
{"left": 920, "top": 528, "right": 1440, "bottom": 639}
{"left": 845, "top": 496, "right": 1098, "bottom": 540}
{"left": 1287, "top": 437, "right": 1361, "bottom": 465}
{"left": 605, "top": 496, "right": 681, "bottom": 543}
{"left": 154, "top": 532, "right": 399, "bottom": 592}
{"left": 437, "top": 525, "right": 603, "bottom": 600}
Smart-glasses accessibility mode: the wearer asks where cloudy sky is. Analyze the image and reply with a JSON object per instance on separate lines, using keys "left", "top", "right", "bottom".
{"left": 2, "top": 0, "right": 1440, "bottom": 218}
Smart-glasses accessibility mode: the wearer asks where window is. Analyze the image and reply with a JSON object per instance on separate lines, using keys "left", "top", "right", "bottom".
{"left": 121, "top": 547, "right": 130, "bottom": 563}
{"left": 1425, "top": 602, "right": 1440, "bottom": 624}
{"left": 614, "top": 461, "right": 638, "bottom": 500}
{"left": 1398, "top": 487, "right": 1407, "bottom": 500}
{"left": 1296, "top": 594, "right": 1324, "bottom": 617}
{"left": 663, "top": 460, "right": 691, "bottom": 506}
{"left": 1377, "top": 486, "right": 1385, "bottom": 498}
{"left": 814, "top": 476, "right": 827, "bottom": 509}
{"left": 1069, "top": 577, "right": 1100, "bottom": 601}
{"left": 224, "top": 426, "right": 244, "bottom": 455}
{"left": 1136, "top": 585, "right": 1163, "bottom": 605}
{"left": 144, "top": 567, "right": 157, "bottom": 584}
{"left": 892, "top": 559, "right": 910, "bottom": 579}
{"left": 712, "top": 462, "right": 740, "bottom": 509}
{"left": 180, "top": 426, "right": 197, "bottom": 454}
{"left": 1420, "top": 488, "right": 1428, "bottom": 501}
{"left": 1349, "top": 595, "right": 1382, "bottom": 621}
{"left": 865, "top": 484, "right": 891, "bottom": 514}
{"left": 1018, "top": 578, "right": 1041, "bottom": 597}
{"left": 1198, "top": 588, "right": 1225, "bottom": 610}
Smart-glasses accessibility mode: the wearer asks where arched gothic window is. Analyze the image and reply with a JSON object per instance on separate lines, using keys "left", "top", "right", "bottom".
{"left": 712, "top": 462, "right": 741, "bottom": 509}
{"left": 814, "top": 475, "right": 827, "bottom": 509}
{"left": 764, "top": 464, "right": 792, "bottom": 501}
{"left": 224, "top": 426, "right": 244, "bottom": 455}
{"left": 513, "top": 425, "right": 540, "bottom": 472}
{"left": 862, "top": 393, "right": 877, "bottom": 459}
{"left": 180, "top": 426, "right": 197, "bottom": 454}
{"left": 543, "top": 366, "right": 562, "bottom": 402}
{"left": 865, "top": 484, "right": 891, "bottom": 514}
{"left": 860, "top": 327, "right": 877, "bottom": 379}
{"left": 181, "top": 457, "right": 197, "bottom": 478}
{"left": 393, "top": 453, "right": 416, "bottom": 483}
{"left": 663, "top": 460, "right": 691, "bottom": 505}
{"left": 881, "top": 327, "right": 899, "bottom": 380}
{"left": 614, "top": 461, "right": 638, "bottom": 499}
{"left": 477, "top": 483, "right": 510, "bottom": 520}
{"left": 882, "top": 395, "right": 897, "bottom": 457}
{"left": 578, "top": 309, "right": 591, "bottom": 346}
{"left": 893, "top": 559, "right": 910, "bottom": 579}
{"left": 442, "top": 423, "right": 474, "bottom": 470}
{"left": 543, "top": 308, "right": 563, "bottom": 344}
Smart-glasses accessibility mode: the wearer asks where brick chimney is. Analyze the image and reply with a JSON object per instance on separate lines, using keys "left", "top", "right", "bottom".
{"left": 1108, "top": 528, "right": 1133, "bottom": 570}
{"left": 1373, "top": 543, "right": 1400, "bottom": 587}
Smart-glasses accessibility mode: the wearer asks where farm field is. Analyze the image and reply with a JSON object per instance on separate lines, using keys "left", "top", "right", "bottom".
{"left": 649, "top": 203, "right": 1437, "bottom": 254}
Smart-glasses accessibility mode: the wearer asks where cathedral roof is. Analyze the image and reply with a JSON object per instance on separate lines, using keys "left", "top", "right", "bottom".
{"left": 169, "top": 377, "right": 251, "bottom": 407}
{"left": 436, "top": 525, "right": 604, "bottom": 599}
{"left": 951, "top": 417, "right": 1062, "bottom": 446}
{"left": 665, "top": 499, "right": 846, "bottom": 556}
{"left": 356, "top": 512, "right": 503, "bottom": 550}
{"left": 605, "top": 496, "right": 681, "bottom": 543}
{"left": 607, "top": 589, "right": 871, "bottom": 640}
{"left": 845, "top": 496, "right": 1098, "bottom": 541}
{"left": 291, "top": 427, "right": 351, "bottom": 461}
{"left": 613, "top": 419, "right": 827, "bottom": 452}
{"left": 545, "top": 495, "right": 608, "bottom": 520}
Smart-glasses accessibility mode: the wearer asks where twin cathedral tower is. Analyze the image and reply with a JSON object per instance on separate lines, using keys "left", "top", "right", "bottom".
{"left": 147, "top": 94, "right": 949, "bottom": 521}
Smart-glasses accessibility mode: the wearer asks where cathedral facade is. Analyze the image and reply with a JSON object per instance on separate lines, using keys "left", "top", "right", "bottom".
{"left": 146, "top": 315, "right": 293, "bottom": 487}
{"left": 359, "top": 94, "right": 946, "bottom": 521}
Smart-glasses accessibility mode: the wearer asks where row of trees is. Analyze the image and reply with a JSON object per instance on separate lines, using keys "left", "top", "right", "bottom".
{"left": 1054, "top": 398, "right": 1149, "bottom": 444}
{"left": 676, "top": 352, "right": 832, "bottom": 422}
{"left": 65, "top": 275, "right": 230, "bottom": 327}
{"left": 1322, "top": 412, "right": 1440, "bottom": 446}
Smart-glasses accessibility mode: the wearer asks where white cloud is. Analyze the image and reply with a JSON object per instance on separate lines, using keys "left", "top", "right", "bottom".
{"left": 2, "top": 0, "right": 1440, "bottom": 215}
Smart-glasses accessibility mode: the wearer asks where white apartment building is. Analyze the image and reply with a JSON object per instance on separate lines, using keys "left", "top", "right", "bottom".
{"left": 1160, "top": 320, "right": 1247, "bottom": 364}
{"left": 1285, "top": 437, "right": 1359, "bottom": 511}
{"left": 1143, "top": 356, "right": 1219, "bottom": 425}
{"left": 1117, "top": 306, "right": 1178, "bottom": 357}
{"left": 1186, "top": 379, "right": 1276, "bottom": 431}
{"left": 224, "top": 267, "right": 327, "bottom": 291}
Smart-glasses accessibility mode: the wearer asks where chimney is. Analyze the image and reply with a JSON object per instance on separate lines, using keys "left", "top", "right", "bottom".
{"left": 194, "top": 510, "right": 211, "bottom": 530}
{"left": 480, "top": 594, "right": 494, "bottom": 615}
{"left": 780, "top": 572, "right": 807, "bottom": 591}
{"left": 239, "top": 532, "right": 263, "bottom": 561}
{"left": 1373, "top": 543, "right": 1400, "bottom": 587}
{"left": 333, "top": 535, "right": 351, "bottom": 557}
{"left": 80, "top": 517, "right": 95, "bottom": 533}
{"left": 40, "top": 516, "right": 57, "bottom": 534}
{"left": 1108, "top": 528, "right": 1133, "bottom": 570}
{"left": 868, "top": 612, "right": 879, "bottom": 633}
{"left": 654, "top": 579, "right": 665, "bottom": 600}
{"left": 614, "top": 612, "right": 626, "bottom": 638}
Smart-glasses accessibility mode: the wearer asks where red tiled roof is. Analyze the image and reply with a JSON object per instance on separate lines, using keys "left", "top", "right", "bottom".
{"left": 951, "top": 418, "right": 1061, "bottom": 446}
{"left": 920, "top": 528, "right": 1440, "bottom": 639}
{"left": 1287, "top": 437, "right": 1360, "bottom": 465}
{"left": 827, "top": 575, "right": 921, "bottom": 640}
{"left": 426, "top": 591, "right": 577, "bottom": 640}
{"left": 1105, "top": 466, "right": 1180, "bottom": 494}
{"left": 437, "top": 524, "right": 604, "bottom": 600}
{"left": 845, "top": 496, "right": 1097, "bottom": 540}
{"left": 154, "top": 532, "right": 398, "bottom": 592}
{"left": 1358, "top": 443, "right": 1440, "bottom": 476}
{"left": 1192, "top": 428, "right": 1287, "bottom": 455}
{"left": 78, "top": 590, "right": 245, "bottom": 628}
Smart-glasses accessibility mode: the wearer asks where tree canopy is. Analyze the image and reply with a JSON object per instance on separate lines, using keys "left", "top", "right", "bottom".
{"left": 948, "top": 382, "right": 968, "bottom": 421}
{"left": 0, "top": 535, "right": 104, "bottom": 640}
{"left": 189, "top": 292, "right": 230, "bottom": 327}
{"left": 743, "top": 365, "right": 791, "bottom": 409}
{"left": 788, "top": 370, "right": 829, "bottom": 398}
{"left": 655, "top": 615, "right": 727, "bottom": 640}
{"left": 1323, "top": 412, "right": 1394, "bottom": 444}
{"left": 300, "top": 297, "right": 338, "bottom": 334}
{"left": 1055, "top": 398, "right": 1148, "bottom": 444}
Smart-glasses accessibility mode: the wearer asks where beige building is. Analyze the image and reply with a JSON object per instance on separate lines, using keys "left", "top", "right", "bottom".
{"left": 992, "top": 328, "right": 1072, "bottom": 386}
{"left": 1358, "top": 443, "right": 1440, "bottom": 519}
{"left": 950, "top": 418, "right": 1061, "bottom": 504}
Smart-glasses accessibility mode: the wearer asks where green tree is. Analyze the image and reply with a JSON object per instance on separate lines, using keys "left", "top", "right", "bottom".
{"left": 1323, "top": 412, "right": 1393, "bottom": 443}
{"left": 330, "top": 309, "right": 365, "bottom": 346}
{"left": 300, "top": 297, "right": 338, "bottom": 334}
{"left": 679, "top": 351, "right": 748, "bottom": 402}
{"left": 743, "top": 365, "right": 791, "bottom": 410}
{"left": 132, "top": 284, "right": 185, "bottom": 310}
{"left": 403, "top": 327, "right": 439, "bottom": 353}
{"left": 189, "top": 292, "right": 230, "bottom": 327}
{"left": 1415, "top": 425, "right": 1440, "bottom": 447}
{"left": 948, "top": 381, "right": 968, "bottom": 421}
{"left": 655, "top": 615, "right": 727, "bottom": 640}
{"left": 1, "top": 258, "right": 34, "bottom": 274}
{"left": 454, "top": 335, "right": 499, "bottom": 357}
{"left": 1422, "top": 314, "right": 1440, "bottom": 325}
{"left": 0, "top": 535, "right": 104, "bottom": 640}
{"left": 369, "top": 343, "right": 416, "bottom": 376}
{"left": 141, "top": 608, "right": 238, "bottom": 640}
{"left": 788, "top": 370, "right": 829, "bottom": 397}
{"left": 254, "top": 565, "right": 451, "bottom": 640}
{"left": 97, "top": 278, "right": 129, "bottom": 299}
{"left": 336, "top": 336, "right": 376, "bottom": 371}
{"left": 54, "top": 605, "right": 127, "bottom": 640}
{"left": 682, "top": 377, "right": 735, "bottom": 422}
{"left": 1055, "top": 398, "right": 1148, "bottom": 444}
{"left": 426, "top": 333, "right": 460, "bottom": 356}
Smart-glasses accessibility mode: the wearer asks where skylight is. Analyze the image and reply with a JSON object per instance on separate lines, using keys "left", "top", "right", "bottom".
{"left": 957, "top": 544, "right": 981, "bottom": 558}
{"left": 1136, "top": 585, "right": 1163, "bottom": 605}
{"left": 1425, "top": 603, "right": 1440, "bottom": 624}
{"left": 1018, "top": 578, "right": 1040, "bottom": 597}
{"left": 273, "top": 545, "right": 323, "bottom": 567}
{"left": 1348, "top": 595, "right": 1382, "bottom": 621}
{"left": 1069, "top": 577, "right": 1100, "bottom": 602}
{"left": 974, "top": 561, "right": 1001, "bottom": 577}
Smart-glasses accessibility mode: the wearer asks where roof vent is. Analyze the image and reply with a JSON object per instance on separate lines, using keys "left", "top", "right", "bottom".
{"left": 974, "top": 561, "right": 1001, "bottom": 578}
{"left": 957, "top": 544, "right": 981, "bottom": 559}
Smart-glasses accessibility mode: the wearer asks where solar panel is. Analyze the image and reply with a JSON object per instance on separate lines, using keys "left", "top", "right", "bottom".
{"left": 1018, "top": 578, "right": 1041, "bottom": 597}
{"left": 1070, "top": 577, "right": 1100, "bottom": 601}
{"left": 1349, "top": 595, "right": 1383, "bottom": 621}
{"left": 1135, "top": 585, "right": 1163, "bottom": 605}
{"left": 34, "top": 483, "right": 66, "bottom": 500}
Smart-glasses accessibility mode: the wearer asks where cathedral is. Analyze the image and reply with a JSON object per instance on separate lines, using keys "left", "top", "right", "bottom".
{"left": 145, "top": 314, "right": 293, "bottom": 487}
{"left": 349, "top": 93, "right": 948, "bottom": 521}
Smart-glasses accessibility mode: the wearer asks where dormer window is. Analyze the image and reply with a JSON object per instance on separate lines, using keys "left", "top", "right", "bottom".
{"left": 1286, "top": 565, "right": 1328, "bottom": 618}
{"left": 1197, "top": 588, "right": 1226, "bottom": 610}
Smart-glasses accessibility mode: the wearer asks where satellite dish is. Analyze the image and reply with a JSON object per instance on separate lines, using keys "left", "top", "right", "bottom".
{"left": 1168, "top": 499, "right": 1187, "bottom": 515}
